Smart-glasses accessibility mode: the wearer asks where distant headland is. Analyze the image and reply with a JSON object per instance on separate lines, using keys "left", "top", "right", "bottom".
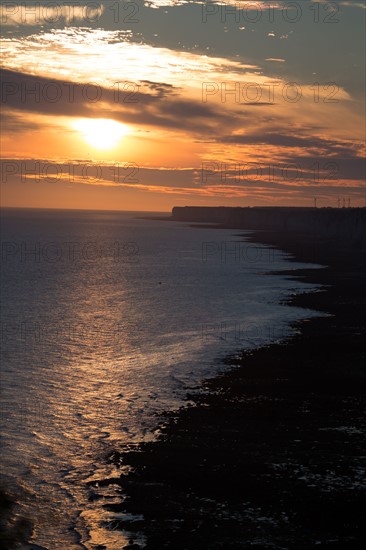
{"left": 172, "top": 206, "right": 366, "bottom": 251}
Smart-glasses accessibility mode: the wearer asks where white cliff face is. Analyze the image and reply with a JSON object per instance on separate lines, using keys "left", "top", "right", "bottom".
{"left": 172, "top": 207, "right": 366, "bottom": 250}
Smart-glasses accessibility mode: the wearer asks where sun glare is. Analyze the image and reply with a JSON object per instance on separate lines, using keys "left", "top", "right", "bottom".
{"left": 72, "top": 118, "right": 129, "bottom": 149}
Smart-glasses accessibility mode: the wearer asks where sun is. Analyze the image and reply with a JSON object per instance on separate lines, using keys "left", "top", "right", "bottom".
{"left": 72, "top": 118, "right": 129, "bottom": 150}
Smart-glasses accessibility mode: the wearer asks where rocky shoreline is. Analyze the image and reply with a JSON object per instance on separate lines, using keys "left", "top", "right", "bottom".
{"left": 96, "top": 227, "right": 366, "bottom": 549}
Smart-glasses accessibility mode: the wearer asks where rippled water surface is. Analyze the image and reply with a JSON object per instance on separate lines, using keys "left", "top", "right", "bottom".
{"left": 0, "top": 209, "right": 322, "bottom": 548}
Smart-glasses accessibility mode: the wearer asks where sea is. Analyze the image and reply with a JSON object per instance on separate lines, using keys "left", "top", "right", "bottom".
{"left": 0, "top": 208, "right": 323, "bottom": 549}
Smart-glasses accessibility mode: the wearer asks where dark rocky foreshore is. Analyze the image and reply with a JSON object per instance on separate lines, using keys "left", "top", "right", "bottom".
{"left": 97, "top": 223, "right": 366, "bottom": 550}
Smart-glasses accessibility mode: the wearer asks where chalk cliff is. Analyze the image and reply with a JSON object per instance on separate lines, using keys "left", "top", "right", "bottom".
{"left": 172, "top": 207, "right": 366, "bottom": 250}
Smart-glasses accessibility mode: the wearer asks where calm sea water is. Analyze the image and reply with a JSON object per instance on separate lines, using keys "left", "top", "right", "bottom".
{"left": 0, "top": 209, "right": 322, "bottom": 548}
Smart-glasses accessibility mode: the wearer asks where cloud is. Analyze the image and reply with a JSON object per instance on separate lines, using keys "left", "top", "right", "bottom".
{"left": 310, "top": 0, "right": 366, "bottom": 9}
{"left": 0, "top": 28, "right": 260, "bottom": 88}
{"left": 2, "top": 157, "right": 365, "bottom": 209}
{"left": 0, "top": 68, "right": 234, "bottom": 134}
{"left": 144, "top": 1, "right": 286, "bottom": 8}
{"left": 218, "top": 132, "right": 364, "bottom": 157}
{"left": 0, "top": 109, "right": 45, "bottom": 133}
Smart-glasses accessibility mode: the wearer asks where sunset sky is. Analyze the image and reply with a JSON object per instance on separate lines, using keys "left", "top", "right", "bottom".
{"left": 1, "top": 0, "right": 365, "bottom": 211}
